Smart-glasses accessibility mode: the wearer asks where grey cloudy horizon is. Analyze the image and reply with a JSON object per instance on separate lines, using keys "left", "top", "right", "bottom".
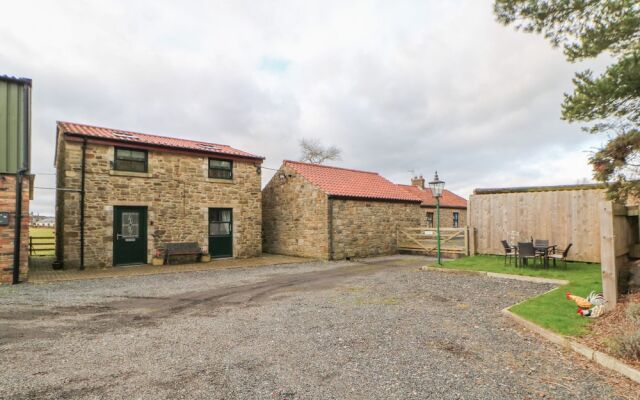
{"left": 1, "top": 0, "right": 606, "bottom": 216}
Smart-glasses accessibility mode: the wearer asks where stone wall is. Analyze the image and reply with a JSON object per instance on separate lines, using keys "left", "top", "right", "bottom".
{"left": 330, "top": 199, "right": 422, "bottom": 259}
{"left": 0, "top": 174, "right": 30, "bottom": 283}
{"left": 262, "top": 164, "right": 425, "bottom": 260}
{"left": 420, "top": 206, "right": 467, "bottom": 228}
{"left": 262, "top": 164, "right": 329, "bottom": 259}
{"left": 56, "top": 138, "right": 262, "bottom": 268}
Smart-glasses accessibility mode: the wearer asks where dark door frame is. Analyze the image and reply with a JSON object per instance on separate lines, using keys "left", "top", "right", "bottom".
{"left": 208, "top": 207, "right": 233, "bottom": 258}
{"left": 113, "top": 205, "right": 148, "bottom": 266}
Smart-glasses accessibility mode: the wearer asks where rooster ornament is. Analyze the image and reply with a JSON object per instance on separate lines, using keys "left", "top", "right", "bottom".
{"left": 566, "top": 291, "right": 606, "bottom": 318}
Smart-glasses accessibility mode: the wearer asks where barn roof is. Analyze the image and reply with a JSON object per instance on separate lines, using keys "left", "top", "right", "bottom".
{"left": 57, "top": 121, "right": 263, "bottom": 160}
{"left": 283, "top": 160, "right": 422, "bottom": 203}
{"left": 397, "top": 184, "right": 468, "bottom": 209}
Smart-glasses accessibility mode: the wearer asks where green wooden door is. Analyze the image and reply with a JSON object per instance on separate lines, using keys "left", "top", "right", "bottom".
{"left": 113, "top": 206, "right": 147, "bottom": 266}
{"left": 209, "top": 208, "right": 233, "bottom": 258}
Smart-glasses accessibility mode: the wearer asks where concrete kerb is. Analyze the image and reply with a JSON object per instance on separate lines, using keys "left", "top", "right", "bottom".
{"left": 422, "top": 265, "right": 640, "bottom": 385}
{"left": 421, "top": 266, "right": 569, "bottom": 286}
{"left": 502, "top": 308, "right": 640, "bottom": 385}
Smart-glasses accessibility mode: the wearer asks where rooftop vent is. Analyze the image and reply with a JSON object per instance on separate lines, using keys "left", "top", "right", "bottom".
{"left": 197, "top": 143, "right": 221, "bottom": 152}
{"left": 112, "top": 130, "right": 138, "bottom": 140}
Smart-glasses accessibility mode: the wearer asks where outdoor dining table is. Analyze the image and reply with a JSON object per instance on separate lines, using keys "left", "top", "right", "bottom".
{"left": 535, "top": 244, "right": 557, "bottom": 268}
{"left": 513, "top": 243, "right": 557, "bottom": 268}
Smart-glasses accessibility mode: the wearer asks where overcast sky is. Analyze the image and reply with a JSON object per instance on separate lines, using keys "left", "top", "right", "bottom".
{"left": 2, "top": 0, "right": 606, "bottom": 216}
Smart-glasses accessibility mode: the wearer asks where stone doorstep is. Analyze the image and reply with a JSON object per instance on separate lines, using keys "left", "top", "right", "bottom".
{"left": 424, "top": 265, "right": 640, "bottom": 384}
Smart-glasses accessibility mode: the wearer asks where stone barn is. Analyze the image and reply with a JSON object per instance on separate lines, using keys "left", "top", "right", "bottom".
{"left": 262, "top": 161, "right": 423, "bottom": 260}
{"left": 55, "top": 121, "right": 263, "bottom": 268}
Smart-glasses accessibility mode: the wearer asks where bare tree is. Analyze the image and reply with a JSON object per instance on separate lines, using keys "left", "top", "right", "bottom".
{"left": 299, "top": 138, "right": 342, "bottom": 164}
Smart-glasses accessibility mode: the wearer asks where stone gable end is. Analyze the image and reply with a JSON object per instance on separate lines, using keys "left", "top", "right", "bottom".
{"left": 262, "top": 164, "right": 330, "bottom": 259}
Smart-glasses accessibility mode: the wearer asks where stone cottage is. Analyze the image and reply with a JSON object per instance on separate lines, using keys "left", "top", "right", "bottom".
{"left": 262, "top": 161, "right": 423, "bottom": 260}
{"left": 55, "top": 121, "right": 263, "bottom": 268}
{"left": 398, "top": 176, "right": 467, "bottom": 228}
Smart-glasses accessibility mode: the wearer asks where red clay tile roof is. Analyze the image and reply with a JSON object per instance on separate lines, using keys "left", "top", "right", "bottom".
{"left": 284, "top": 161, "right": 422, "bottom": 202}
{"left": 398, "top": 184, "right": 467, "bottom": 208}
{"left": 57, "top": 121, "right": 263, "bottom": 160}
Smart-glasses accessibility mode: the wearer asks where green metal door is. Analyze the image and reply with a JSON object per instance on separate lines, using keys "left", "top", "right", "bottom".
{"left": 209, "top": 208, "right": 232, "bottom": 258}
{"left": 113, "top": 206, "right": 147, "bottom": 266}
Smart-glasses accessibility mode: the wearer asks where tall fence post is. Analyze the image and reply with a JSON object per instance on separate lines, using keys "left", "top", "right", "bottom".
{"left": 598, "top": 200, "right": 633, "bottom": 311}
{"left": 468, "top": 226, "right": 476, "bottom": 256}
{"left": 600, "top": 201, "right": 617, "bottom": 310}
{"left": 464, "top": 227, "right": 468, "bottom": 256}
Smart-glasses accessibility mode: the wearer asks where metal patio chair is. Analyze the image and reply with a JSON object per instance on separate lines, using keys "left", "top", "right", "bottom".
{"left": 533, "top": 239, "right": 549, "bottom": 256}
{"left": 501, "top": 240, "right": 515, "bottom": 265}
{"left": 518, "top": 242, "right": 540, "bottom": 267}
{"left": 548, "top": 243, "right": 573, "bottom": 268}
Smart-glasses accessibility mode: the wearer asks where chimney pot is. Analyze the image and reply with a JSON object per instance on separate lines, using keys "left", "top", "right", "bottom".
{"left": 411, "top": 175, "right": 425, "bottom": 190}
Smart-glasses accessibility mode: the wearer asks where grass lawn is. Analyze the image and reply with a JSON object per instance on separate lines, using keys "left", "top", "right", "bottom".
{"left": 28, "top": 227, "right": 55, "bottom": 256}
{"left": 30, "top": 227, "right": 55, "bottom": 237}
{"left": 439, "top": 255, "right": 602, "bottom": 336}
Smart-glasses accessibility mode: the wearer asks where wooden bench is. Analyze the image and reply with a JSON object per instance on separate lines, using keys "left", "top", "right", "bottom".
{"left": 164, "top": 242, "right": 204, "bottom": 265}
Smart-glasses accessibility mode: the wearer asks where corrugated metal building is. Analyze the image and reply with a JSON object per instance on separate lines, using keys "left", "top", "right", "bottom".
{"left": 0, "top": 75, "right": 32, "bottom": 284}
{"left": 0, "top": 76, "right": 31, "bottom": 173}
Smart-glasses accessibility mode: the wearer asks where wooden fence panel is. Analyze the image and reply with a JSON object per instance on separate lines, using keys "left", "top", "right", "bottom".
{"left": 469, "top": 189, "right": 607, "bottom": 262}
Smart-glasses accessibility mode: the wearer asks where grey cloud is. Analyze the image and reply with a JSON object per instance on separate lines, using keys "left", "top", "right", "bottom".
{"left": 1, "top": 0, "right": 601, "bottom": 215}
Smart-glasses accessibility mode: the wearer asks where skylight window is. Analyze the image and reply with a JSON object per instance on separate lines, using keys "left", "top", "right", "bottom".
{"left": 112, "top": 130, "right": 138, "bottom": 140}
{"left": 198, "top": 143, "right": 220, "bottom": 152}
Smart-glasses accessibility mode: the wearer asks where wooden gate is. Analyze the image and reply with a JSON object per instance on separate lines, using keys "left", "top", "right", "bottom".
{"left": 397, "top": 227, "right": 469, "bottom": 255}
{"left": 29, "top": 234, "right": 55, "bottom": 256}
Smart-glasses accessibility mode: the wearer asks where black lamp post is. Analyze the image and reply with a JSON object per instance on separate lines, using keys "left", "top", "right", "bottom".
{"left": 429, "top": 171, "right": 445, "bottom": 265}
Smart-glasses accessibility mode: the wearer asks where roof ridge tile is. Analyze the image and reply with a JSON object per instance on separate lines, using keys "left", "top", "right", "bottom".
{"left": 283, "top": 160, "right": 379, "bottom": 175}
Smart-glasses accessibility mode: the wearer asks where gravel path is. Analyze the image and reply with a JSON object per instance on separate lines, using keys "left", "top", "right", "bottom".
{"left": 0, "top": 256, "right": 636, "bottom": 399}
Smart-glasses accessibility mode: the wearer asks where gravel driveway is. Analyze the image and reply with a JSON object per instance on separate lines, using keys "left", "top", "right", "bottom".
{"left": 0, "top": 255, "right": 636, "bottom": 399}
